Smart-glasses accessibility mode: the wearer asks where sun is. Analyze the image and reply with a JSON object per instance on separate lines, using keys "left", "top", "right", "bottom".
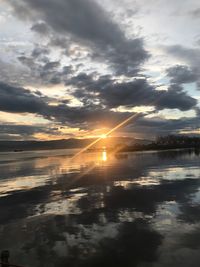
{"left": 101, "top": 134, "right": 107, "bottom": 139}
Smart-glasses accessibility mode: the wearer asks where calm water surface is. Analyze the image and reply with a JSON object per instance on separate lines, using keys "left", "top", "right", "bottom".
{"left": 0, "top": 148, "right": 200, "bottom": 267}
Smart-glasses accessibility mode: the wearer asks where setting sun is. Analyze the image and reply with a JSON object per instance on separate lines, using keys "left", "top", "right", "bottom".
{"left": 101, "top": 134, "right": 107, "bottom": 139}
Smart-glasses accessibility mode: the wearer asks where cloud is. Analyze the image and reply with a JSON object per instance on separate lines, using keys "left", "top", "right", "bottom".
{"left": 9, "top": 0, "right": 149, "bottom": 75}
{"left": 0, "top": 81, "right": 47, "bottom": 113}
{"left": 156, "top": 84, "right": 197, "bottom": 111}
{"left": 164, "top": 45, "right": 200, "bottom": 68}
{"left": 0, "top": 124, "right": 53, "bottom": 140}
{"left": 0, "top": 81, "right": 131, "bottom": 128}
{"left": 31, "top": 46, "right": 50, "bottom": 58}
{"left": 69, "top": 74, "right": 197, "bottom": 111}
{"left": 126, "top": 114, "right": 200, "bottom": 137}
{"left": 18, "top": 53, "right": 73, "bottom": 85}
{"left": 189, "top": 8, "right": 200, "bottom": 18}
{"left": 0, "top": 0, "right": 199, "bottom": 142}
{"left": 166, "top": 65, "right": 198, "bottom": 84}
{"left": 0, "top": 51, "right": 60, "bottom": 87}
{"left": 0, "top": 59, "right": 32, "bottom": 86}
{"left": 164, "top": 44, "right": 200, "bottom": 90}
{"left": 0, "top": 76, "right": 198, "bottom": 140}
{"left": 31, "top": 21, "right": 50, "bottom": 35}
{"left": 44, "top": 104, "right": 131, "bottom": 127}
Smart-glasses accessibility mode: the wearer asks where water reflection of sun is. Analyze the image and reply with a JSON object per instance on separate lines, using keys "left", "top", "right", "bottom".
{"left": 102, "top": 150, "right": 107, "bottom": 161}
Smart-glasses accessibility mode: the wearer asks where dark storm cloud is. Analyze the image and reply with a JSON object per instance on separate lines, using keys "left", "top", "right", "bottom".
{"left": 18, "top": 54, "right": 69, "bottom": 85}
{"left": 166, "top": 65, "right": 198, "bottom": 84}
{"left": 44, "top": 104, "right": 131, "bottom": 127}
{"left": 67, "top": 72, "right": 199, "bottom": 136}
{"left": 0, "top": 124, "right": 56, "bottom": 140}
{"left": 165, "top": 45, "right": 200, "bottom": 67}
{"left": 0, "top": 124, "right": 45, "bottom": 135}
{"left": 127, "top": 115, "right": 200, "bottom": 137}
{"left": 9, "top": 0, "right": 149, "bottom": 75}
{"left": 31, "top": 21, "right": 50, "bottom": 35}
{"left": 31, "top": 46, "right": 50, "bottom": 58}
{"left": 164, "top": 45, "right": 200, "bottom": 89}
{"left": 0, "top": 82, "right": 47, "bottom": 113}
{"left": 0, "top": 80, "right": 198, "bottom": 138}
{"left": 0, "top": 59, "right": 33, "bottom": 86}
{"left": 69, "top": 74, "right": 197, "bottom": 111}
{"left": 49, "top": 36, "right": 71, "bottom": 49}
{"left": 39, "top": 61, "right": 62, "bottom": 84}
{"left": 0, "top": 81, "right": 131, "bottom": 128}
{"left": 196, "top": 108, "right": 200, "bottom": 117}
{"left": 156, "top": 84, "right": 197, "bottom": 111}
{"left": 189, "top": 8, "right": 200, "bottom": 18}
{"left": 42, "top": 61, "right": 60, "bottom": 71}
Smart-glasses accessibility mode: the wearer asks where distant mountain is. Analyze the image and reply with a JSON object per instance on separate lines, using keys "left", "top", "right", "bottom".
{"left": 0, "top": 137, "right": 151, "bottom": 152}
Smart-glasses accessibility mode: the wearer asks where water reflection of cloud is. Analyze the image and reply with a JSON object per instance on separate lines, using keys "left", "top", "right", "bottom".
{"left": 34, "top": 193, "right": 87, "bottom": 216}
{"left": 149, "top": 167, "right": 200, "bottom": 181}
{"left": 0, "top": 216, "right": 162, "bottom": 267}
{"left": 0, "top": 174, "right": 51, "bottom": 197}
{"left": 0, "top": 149, "right": 199, "bottom": 266}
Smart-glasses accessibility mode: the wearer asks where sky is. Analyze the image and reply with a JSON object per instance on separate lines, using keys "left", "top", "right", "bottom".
{"left": 0, "top": 0, "right": 200, "bottom": 140}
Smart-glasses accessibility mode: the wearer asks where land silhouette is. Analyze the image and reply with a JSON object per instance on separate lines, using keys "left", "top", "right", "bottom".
{"left": 0, "top": 135, "right": 199, "bottom": 153}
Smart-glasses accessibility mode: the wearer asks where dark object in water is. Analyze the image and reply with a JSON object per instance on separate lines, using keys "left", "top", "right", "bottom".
{"left": 1, "top": 250, "right": 9, "bottom": 267}
{"left": 0, "top": 251, "right": 24, "bottom": 267}
{"left": 115, "top": 153, "right": 128, "bottom": 159}
{"left": 13, "top": 149, "right": 23, "bottom": 152}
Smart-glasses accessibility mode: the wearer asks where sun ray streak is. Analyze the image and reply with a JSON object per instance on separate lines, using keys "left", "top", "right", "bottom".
{"left": 61, "top": 86, "right": 175, "bottom": 188}
{"left": 70, "top": 112, "right": 141, "bottom": 160}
